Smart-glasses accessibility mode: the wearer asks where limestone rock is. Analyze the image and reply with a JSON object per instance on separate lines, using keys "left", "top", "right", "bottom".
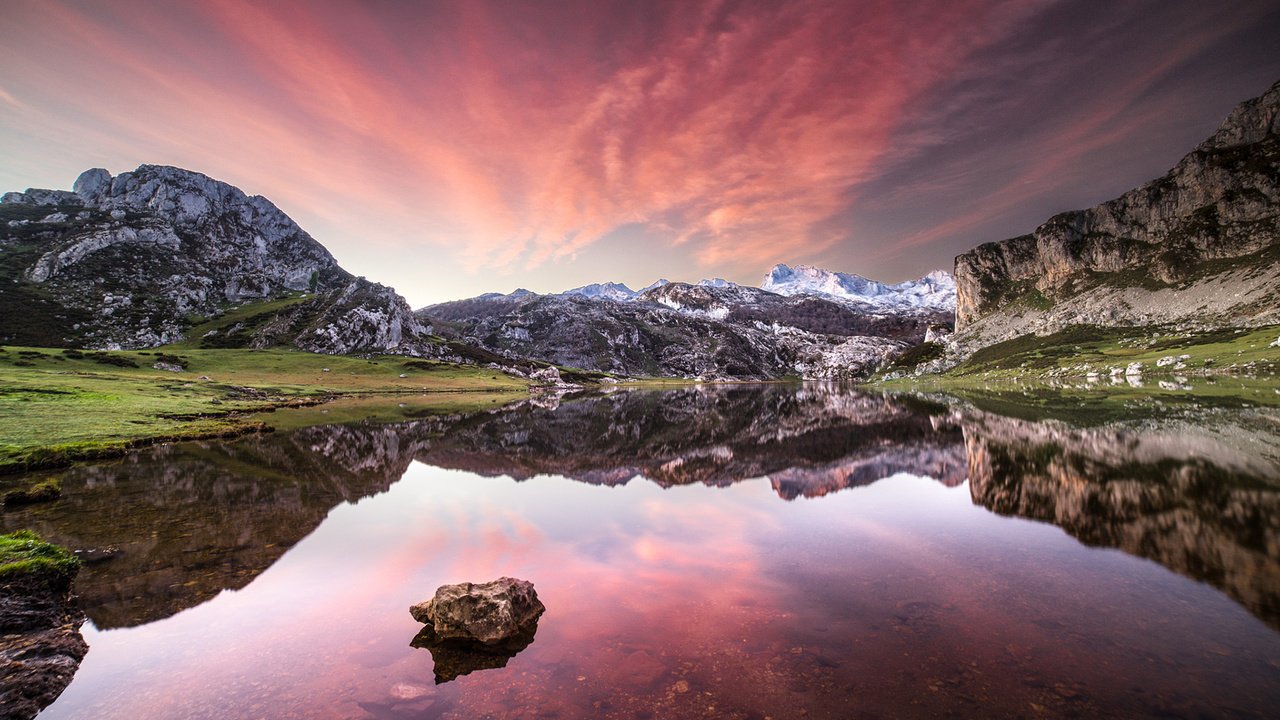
{"left": 953, "top": 78, "right": 1280, "bottom": 353}
{"left": 410, "top": 577, "right": 545, "bottom": 645}
{"left": 1, "top": 164, "right": 436, "bottom": 355}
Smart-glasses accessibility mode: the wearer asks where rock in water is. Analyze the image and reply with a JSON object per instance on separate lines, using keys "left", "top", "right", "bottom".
{"left": 410, "top": 577, "right": 544, "bottom": 645}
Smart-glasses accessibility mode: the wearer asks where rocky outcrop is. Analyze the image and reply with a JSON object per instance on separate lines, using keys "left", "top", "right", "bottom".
{"left": 0, "top": 165, "right": 432, "bottom": 354}
{"left": 408, "top": 577, "right": 545, "bottom": 684}
{"left": 410, "top": 577, "right": 545, "bottom": 645}
{"left": 0, "top": 541, "right": 87, "bottom": 720}
{"left": 953, "top": 78, "right": 1280, "bottom": 349}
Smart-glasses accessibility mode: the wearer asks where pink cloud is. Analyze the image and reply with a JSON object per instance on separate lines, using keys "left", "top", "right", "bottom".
{"left": 0, "top": 0, "right": 1057, "bottom": 279}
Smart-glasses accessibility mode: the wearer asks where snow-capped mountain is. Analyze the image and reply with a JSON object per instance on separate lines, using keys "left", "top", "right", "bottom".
{"left": 697, "top": 277, "right": 737, "bottom": 288}
{"left": 561, "top": 281, "right": 639, "bottom": 301}
{"left": 560, "top": 277, "right": 732, "bottom": 301}
{"left": 762, "top": 264, "right": 956, "bottom": 311}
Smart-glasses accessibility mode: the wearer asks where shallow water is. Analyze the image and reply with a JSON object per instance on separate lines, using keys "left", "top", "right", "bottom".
{"left": 5, "top": 385, "right": 1280, "bottom": 719}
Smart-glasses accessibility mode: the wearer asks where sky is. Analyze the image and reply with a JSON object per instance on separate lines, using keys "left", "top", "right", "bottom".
{"left": 3, "top": 0, "right": 1280, "bottom": 307}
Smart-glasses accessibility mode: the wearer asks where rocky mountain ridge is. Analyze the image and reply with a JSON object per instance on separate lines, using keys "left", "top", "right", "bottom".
{"left": 762, "top": 263, "right": 957, "bottom": 311}
{"left": 1, "top": 165, "right": 432, "bottom": 354}
{"left": 421, "top": 273, "right": 952, "bottom": 379}
{"left": 952, "top": 78, "right": 1280, "bottom": 354}
{"left": 421, "top": 265, "right": 954, "bottom": 379}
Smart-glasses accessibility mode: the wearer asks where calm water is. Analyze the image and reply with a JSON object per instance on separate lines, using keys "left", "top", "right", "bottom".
{"left": 4, "top": 385, "right": 1280, "bottom": 719}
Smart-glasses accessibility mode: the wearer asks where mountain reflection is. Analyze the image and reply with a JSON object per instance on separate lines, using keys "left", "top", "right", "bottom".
{"left": 0, "top": 424, "right": 428, "bottom": 629}
{"left": 412, "top": 385, "right": 968, "bottom": 495}
{"left": 3, "top": 384, "right": 1278, "bottom": 634}
{"left": 962, "top": 408, "right": 1280, "bottom": 629}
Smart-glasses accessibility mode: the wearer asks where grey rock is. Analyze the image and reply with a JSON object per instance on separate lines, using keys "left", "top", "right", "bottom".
{"left": 72, "top": 168, "right": 111, "bottom": 201}
{"left": 410, "top": 577, "right": 545, "bottom": 645}
{"left": 0, "top": 566, "right": 88, "bottom": 720}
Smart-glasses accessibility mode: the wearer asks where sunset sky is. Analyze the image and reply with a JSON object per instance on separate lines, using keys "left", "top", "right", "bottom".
{"left": 3, "top": 0, "right": 1280, "bottom": 307}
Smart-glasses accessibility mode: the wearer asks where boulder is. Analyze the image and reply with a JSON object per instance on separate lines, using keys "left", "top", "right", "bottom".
{"left": 410, "top": 577, "right": 544, "bottom": 645}
{"left": 528, "top": 366, "right": 562, "bottom": 386}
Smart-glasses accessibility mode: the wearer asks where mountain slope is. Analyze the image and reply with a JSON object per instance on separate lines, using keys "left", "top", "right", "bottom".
{"left": 952, "top": 78, "right": 1280, "bottom": 352}
{"left": 1, "top": 165, "right": 430, "bottom": 353}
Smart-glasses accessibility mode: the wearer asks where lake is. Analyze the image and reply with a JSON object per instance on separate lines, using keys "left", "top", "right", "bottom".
{"left": 5, "top": 384, "right": 1280, "bottom": 719}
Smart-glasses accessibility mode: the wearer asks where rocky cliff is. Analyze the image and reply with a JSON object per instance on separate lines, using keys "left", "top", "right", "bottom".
{"left": 953, "top": 79, "right": 1280, "bottom": 348}
{"left": 0, "top": 165, "right": 431, "bottom": 354}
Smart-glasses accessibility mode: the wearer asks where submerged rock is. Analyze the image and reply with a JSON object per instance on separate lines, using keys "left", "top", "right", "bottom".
{"left": 410, "top": 577, "right": 544, "bottom": 645}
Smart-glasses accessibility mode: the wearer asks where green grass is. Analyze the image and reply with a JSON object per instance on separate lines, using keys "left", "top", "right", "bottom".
{"left": 252, "top": 391, "right": 531, "bottom": 431}
{"left": 887, "top": 342, "right": 945, "bottom": 371}
{"left": 173, "top": 293, "right": 314, "bottom": 349}
{"left": 948, "top": 324, "right": 1280, "bottom": 378}
{"left": 0, "top": 529, "right": 79, "bottom": 581}
{"left": 883, "top": 377, "right": 1280, "bottom": 426}
{"left": 0, "top": 345, "right": 528, "bottom": 473}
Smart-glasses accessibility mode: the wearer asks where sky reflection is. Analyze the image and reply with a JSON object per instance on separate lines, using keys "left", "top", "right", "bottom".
{"left": 39, "top": 457, "right": 1280, "bottom": 719}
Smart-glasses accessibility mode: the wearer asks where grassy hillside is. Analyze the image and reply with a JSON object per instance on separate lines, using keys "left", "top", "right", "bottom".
{"left": 949, "top": 324, "right": 1280, "bottom": 378}
{"left": 0, "top": 345, "right": 527, "bottom": 473}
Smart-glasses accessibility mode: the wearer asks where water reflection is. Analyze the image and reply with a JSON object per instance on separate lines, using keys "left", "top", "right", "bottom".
{"left": 411, "top": 622, "right": 540, "bottom": 684}
{"left": 963, "top": 409, "right": 1280, "bottom": 629}
{"left": 0, "top": 424, "right": 426, "bottom": 628}
{"left": 2, "top": 384, "right": 1278, "bottom": 718}
{"left": 412, "top": 386, "right": 969, "bottom": 494}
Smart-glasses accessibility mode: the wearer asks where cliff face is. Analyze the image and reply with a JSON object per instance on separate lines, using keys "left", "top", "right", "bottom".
{"left": 0, "top": 165, "right": 430, "bottom": 354}
{"left": 954, "top": 79, "right": 1280, "bottom": 343}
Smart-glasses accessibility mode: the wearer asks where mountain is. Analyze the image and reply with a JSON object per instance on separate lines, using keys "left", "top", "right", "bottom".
{"left": 0, "top": 165, "right": 431, "bottom": 354}
{"left": 561, "top": 281, "right": 639, "bottom": 302}
{"left": 420, "top": 274, "right": 951, "bottom": 380}
{"left": 953, "top": 78, "right": 1280, "bottom": 352}
{"left": 762, "top": 263, "right": 957, "bottom": 311}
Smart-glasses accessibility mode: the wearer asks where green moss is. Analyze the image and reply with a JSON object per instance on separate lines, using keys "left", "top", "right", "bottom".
{"left": 0, "top": 530, "right": 80, "bottom": 581}
{"left": 2, "top": 478, "right": 61, "bottom": 505}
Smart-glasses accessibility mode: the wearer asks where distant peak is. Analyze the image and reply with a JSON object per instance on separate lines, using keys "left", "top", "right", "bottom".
{"left": 697, "top": 277, "right": 736, "bottom": 288}
{"left": 760, "top": 262, "right": 955, "bottom": 311}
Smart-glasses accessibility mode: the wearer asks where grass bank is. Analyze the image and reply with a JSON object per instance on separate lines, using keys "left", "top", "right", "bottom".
{"left": 948, "top": 324, "right": 1280, "bottom": 379}
{"left": 873, "top": 324, "right": 1280, "bottom": 423}
{"left": 0, "top": 529, "right": 79, "bottom": 582}
{"left": 0, "top": 345, "right": 528, "bottom": 474}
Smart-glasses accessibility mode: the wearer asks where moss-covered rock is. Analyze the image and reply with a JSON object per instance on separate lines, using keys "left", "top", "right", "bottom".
{"left": 0, "top": 530, "right": 87, "bottom": 720}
